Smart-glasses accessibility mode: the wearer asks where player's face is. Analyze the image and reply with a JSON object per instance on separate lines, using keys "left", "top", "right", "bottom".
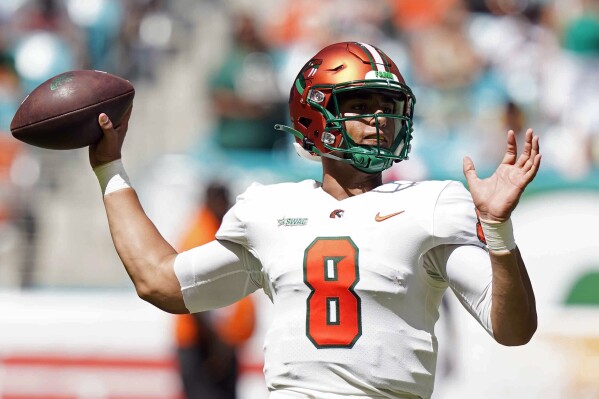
{"left": 338, "top": 92, "right": 397, "bottom": 148}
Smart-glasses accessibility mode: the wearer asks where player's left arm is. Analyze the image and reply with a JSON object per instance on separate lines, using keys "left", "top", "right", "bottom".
{"left": 463, "top": 128, "right": 541, "bottom": 346}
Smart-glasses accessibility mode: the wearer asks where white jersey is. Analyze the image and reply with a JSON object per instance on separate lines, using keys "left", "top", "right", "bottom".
{"left": 175, "top": 179, "right": 494, "bottom": 399}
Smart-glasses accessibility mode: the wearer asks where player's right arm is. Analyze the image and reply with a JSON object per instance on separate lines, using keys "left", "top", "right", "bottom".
{"left": 89, "top": 111, "right": 186, "bottom": 313}
{"left": 90, "top": 112, "right": 259, "bottom": 314}
{"left": 103, "top": 188, "right": 185, "bottom": 312}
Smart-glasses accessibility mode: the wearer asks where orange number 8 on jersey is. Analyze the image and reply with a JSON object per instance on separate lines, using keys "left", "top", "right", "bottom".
{"left": 304, "top": 237, "right": 362, "bottom": 348}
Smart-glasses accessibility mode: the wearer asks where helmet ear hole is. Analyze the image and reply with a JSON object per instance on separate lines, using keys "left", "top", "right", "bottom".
{"left": 298, "top": 117, "right": 311, "bottom": 129}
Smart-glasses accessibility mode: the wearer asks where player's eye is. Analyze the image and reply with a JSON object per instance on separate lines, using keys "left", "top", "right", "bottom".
{"left": 340, "top": 101, "right": 367, "bottom": 114}
{"left": 352, "top": 103, "right": 368, "bottom": 111}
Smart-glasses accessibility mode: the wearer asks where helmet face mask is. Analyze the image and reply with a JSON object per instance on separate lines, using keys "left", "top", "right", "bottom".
{"left": 322, "top": 86, "right": 413, "bottom": 173}
{"left": 285, "top": 42, "right": 416, "bottom": 174}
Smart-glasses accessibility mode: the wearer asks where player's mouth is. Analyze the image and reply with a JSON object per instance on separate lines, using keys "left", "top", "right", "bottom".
{"left": 362, "top": 134, "right": 388, "bottom": 147}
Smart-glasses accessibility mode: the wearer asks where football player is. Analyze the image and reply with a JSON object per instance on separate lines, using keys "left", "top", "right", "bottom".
{"left": 90, "top": 42, "right": 540, "bottom": 399}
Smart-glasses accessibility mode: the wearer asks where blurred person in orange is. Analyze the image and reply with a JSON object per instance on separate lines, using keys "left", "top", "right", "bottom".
{"left": 0, "top": 135, "right": 21, "bottom": 226}
{"left": 174, "top": 181, "right": 255, "bottom": 399}
{"left": 0, "top": 51, "right": 39, "bottom": 287}
{"left": 389, "top": 0, "right": 462, "bottom": 33}
{"left": 0, "top": 133, "right": 39, "bottom": 288}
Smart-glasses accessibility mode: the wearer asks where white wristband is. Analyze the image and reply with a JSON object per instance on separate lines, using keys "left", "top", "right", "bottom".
{"left": 479, "top": 218, "right": 516, "bottom": 252}
{"left": 93, "top": 159, "right": 131, "bottom": 196}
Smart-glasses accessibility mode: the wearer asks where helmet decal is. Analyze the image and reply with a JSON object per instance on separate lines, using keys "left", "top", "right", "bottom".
{"left": 294, "top": 59, "right": 322, "bottom": 96}
{"left": 306, "top": 61, "right": 320, "bottom": 78}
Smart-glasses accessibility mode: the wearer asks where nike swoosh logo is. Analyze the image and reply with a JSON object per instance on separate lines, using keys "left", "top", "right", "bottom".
{"left": 375, "top": 210, "right": 405, "bottom": 222}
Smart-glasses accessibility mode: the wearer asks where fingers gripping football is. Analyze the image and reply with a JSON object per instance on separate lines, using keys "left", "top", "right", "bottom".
{"left": 89, "top": 106, "right": 132, "bottom": 169}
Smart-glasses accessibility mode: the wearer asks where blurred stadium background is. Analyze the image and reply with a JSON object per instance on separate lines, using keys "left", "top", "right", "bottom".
{"left": 0, "top": 0, "right": 598, "bottom": 398}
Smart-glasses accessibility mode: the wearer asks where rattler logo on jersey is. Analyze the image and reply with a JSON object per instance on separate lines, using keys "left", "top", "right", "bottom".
{"left": 278, "top": 217, "right": 308, "bottom": 227}
{"left": 329, "top": 209, "right": 345, "bottom": 218}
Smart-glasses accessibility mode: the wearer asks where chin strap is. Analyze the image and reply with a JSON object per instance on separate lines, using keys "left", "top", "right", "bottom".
{"left": 274, "top": 124, "right": 352, "bottom": 164}
{"left": 274, "top": 124, "right": 303, "bottom": 141}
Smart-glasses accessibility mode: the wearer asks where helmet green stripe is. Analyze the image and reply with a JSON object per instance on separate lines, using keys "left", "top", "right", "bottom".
{"left": 295, "top": 77, "right": 305, "bottom": 95}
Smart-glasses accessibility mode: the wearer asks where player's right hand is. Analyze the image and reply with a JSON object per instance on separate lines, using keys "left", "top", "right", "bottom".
{"left": 89, "top": 106, "right": 132, "bottom": 169}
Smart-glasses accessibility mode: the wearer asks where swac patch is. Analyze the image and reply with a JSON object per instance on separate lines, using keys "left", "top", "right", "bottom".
{"left": 278, "top": 217, "right": 308, "bottom": 227}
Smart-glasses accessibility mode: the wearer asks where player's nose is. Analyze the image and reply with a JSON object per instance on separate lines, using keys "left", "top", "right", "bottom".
{"left": 370, "top": 110, "right": 387, "bottom": 127}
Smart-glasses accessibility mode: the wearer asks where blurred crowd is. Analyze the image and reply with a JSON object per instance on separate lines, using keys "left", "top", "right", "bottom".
{"left": 190, "top": 0, "right": 599, "bottom": 181}
{"left": 0, "top": 0, "right": 195, "bottom": 288}
{"left": 1, "top": 0, "right": 599, "bottom": 281}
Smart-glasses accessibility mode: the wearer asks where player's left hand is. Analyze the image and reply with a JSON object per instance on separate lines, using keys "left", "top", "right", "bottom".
{"left": 463, "top": 128, "right": 541, "bottom": 222}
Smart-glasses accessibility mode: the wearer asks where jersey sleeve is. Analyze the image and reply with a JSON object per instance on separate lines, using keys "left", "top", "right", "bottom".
{"left": 215, "top": 182, "right": 261, "bottom": 250}
{"left": 423, "top": 244, "right": 494, "bottom": 336}
{"left": 432, "top": 181, "right": 485, "bottom": 248}
{"left": 426, "top": 181, "right": 494, "bottom": 336}
{"left": 174, "top": 240, "right": 262, "bottom": 313}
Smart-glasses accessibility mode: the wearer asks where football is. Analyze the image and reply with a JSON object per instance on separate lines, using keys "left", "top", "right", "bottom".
{"left": 10, "top": 70, "right": 135, "bottom": 150}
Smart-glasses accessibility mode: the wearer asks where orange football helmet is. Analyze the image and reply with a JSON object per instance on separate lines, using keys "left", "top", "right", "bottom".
{"left": 276, "top": 42, "right": 416, "bottom": 173}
